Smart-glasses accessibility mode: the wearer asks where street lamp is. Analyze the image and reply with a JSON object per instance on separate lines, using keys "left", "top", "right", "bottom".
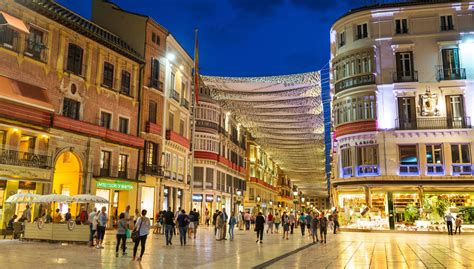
{"left": 293, "top": 191, "right": 298, "bottom": 214}
{"left": 256, "top": 195, "right": 261, "bottom": 213}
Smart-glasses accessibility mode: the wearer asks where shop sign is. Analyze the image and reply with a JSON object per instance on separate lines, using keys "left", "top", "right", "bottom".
{"left": 340, "top": 139, "right": 376, "bottom": 149}
{"left": 96, "top": 181, "right": 133, "bottom": 190}
{"left": 0, "top": 180, "right": 6, "bottom": 189}
{"left": 261, "top": 203, "right": 267, "bottom": 208}
{"left": 192, "top": 194, "right": 203, "bottom": 202}
{"left": 206, "top": 195, "right": 214, "bottom": 202}
{"left": 216, "top": 196, "right": 221, "bottom": 202}
{"left": 19, "top": 181, "right": 36, "bottom": 190}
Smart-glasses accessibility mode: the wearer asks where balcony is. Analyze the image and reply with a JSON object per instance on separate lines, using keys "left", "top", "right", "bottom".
{"left": 356, "top": 165, "right": 379, "bottom": 176}
{"left": 180, "top": 98, "right": 189, "bottom": 109}
{"left": 399, "top": 164, "right": 419, "bottom": 176}
{"left": 24, "top": 39, "right": 47, "bottom": 62}
{"left": 149, "top": 78, "right": 163, "bottom": 91}
{"left": 334, "top": 73, "right": 375, "bottom": 94}
{"left": 395, "top": 117, "right": 471, "bottom": 130}
{"left": 166, "top": 130, "right": 190, "bottom": 148}
{"left": 0, "top": 148, "right": 51, "bottom": 169}
{"left": 219, "top": 126, "right": 228, "bottom": 136}
{"left": 452, "top": 164, "right": 472, "bottom": 176}
{"left": 427, "top": 164, "right": 444, "bottom": 175}
{"left": 440, "top": 25, "right": 454, "bottom": 31}
{"left": 93, "top": 165, "right": 138, "bottom": 180}
{"left": 169, "top": 89, "right": 180, "bottom": 102}
{"left": 436, "top": 66, "right": 466, "bottom": 81}
{"left": 145, "top": 121, "right": 162, "bottom": 136}
{"left": 196, "top": 120, "right": 219, "bottom": 131}
{"left": 393, "top": 71, "right": 418, "bottom": 83}
{"left": 342, "top": 167, "right": 352, "bottom": 178}
{"left": 142, "top": 163, "right": 163, "bottom": 176}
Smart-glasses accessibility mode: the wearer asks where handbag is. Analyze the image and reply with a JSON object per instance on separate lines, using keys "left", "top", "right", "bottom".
{"left": 125, "top": 228, "right": 131, "bottom": 239}
{"left": 131, "top": 217, "right": 143, "bottom": 242}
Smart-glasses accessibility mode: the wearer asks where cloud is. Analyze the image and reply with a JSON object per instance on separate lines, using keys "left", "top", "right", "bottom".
{"left": 228, "top": 0, "right": 285, "bottom": 16}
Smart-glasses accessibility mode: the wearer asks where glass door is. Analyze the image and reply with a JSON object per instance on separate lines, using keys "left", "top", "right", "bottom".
{"left": 397, "top": 97, "right": 416, "bottom": 129}
{"left": 442, "top": 48, "right": 460, "bottom": 79}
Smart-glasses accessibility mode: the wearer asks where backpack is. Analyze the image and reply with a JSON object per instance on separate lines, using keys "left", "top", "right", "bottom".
{"left": 320, "top": 217, "right": 327, "bottom": 229}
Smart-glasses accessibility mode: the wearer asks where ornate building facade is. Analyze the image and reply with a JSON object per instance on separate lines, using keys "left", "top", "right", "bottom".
{"left": 331, "top": 0, "right": 474, "bottom": 230}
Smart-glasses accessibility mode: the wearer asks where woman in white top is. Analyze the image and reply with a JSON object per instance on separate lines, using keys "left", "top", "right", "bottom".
{"left": 133, "top": 209, "right": 150, "bottom": 261}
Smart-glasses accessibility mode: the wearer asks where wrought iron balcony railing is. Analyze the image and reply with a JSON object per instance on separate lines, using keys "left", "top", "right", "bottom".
{"left": 393, "top": 70, "right": 418, "bottom": 83}
{"left": 395, "top": 117, "right": 471, "bottom": 130}
{"left": 180, "top": 98, "right": 189, "bottom": 109}
{"left": 436, "top": 66, "right": 466, "bottom": 81}
{"left": 142, "top": 163, "right": 163, "bottom": 176}
{"left": 334, "top": 73, "right": 375, "bottom": 94}
{"left": 93, "top": 165, "right": 137, "bottom": 180}
{"left": 0, "top": 148, "right": 51, "bottom": 169}
{"left": 169, "top": 89, "right": 180, "bottom": 102}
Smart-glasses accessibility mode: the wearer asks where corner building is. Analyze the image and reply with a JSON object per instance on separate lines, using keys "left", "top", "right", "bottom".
{"left": 192, "top": 83, "right": 247, "bottom": 219}
{"left": 0, "top": 0, "right": 144, "bottom": 230}
{"left": 331, "top": 0, "right": 474, "bottom": 231}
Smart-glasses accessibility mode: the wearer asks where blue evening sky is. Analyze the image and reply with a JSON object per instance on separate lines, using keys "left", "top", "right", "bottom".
{"left": 57, "top": 0, "right": 362, "bottom": 77}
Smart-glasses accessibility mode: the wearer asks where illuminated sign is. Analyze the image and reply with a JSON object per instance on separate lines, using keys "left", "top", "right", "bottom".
{"left": 192, "top": 194, "right": 203, "bottom": 202}
{"left": 205, "top": 195, "right": 214, "bottom": 202}
{"left": 216, "top": 196, "right": 221, "bottom": 202}
{"left": 96, "top": 181, "right": 133, "bottom": 190}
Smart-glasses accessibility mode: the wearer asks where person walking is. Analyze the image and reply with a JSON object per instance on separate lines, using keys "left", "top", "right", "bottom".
{"left": 192, "top": 208, "right": 199, "bottom": 239}
{"left": 305, "top": 212, "right": 313, "bottom": 237}
{"left": 332, "top": 211, "right": 339, "bottom": 234}
{"left": 238, "top": 211, "right": 244, "bottom": 230}
{"left": 212, "top": 210, "right": 219, "bottom": 235}
{"left": 255, "top": 212, "right": 265, "bottom": 244}
{"left": 282, "top": 212, "right": 289, "bottom": 240}
{"left": 289, "top": 211, "right": 295, "bottom": 234}
{"left": 445, "top": 213, "right": 454, "bottom": 235}
{"left": 215, "top": 211, "right": 223, "bottom": 241}
{"left": 176, "top": 209, "right": 189, "bottom": 246}
{"left": 274, "top": 212, "right": 281, "bottom": 234}
{"left": 266, "top": 212, "right": 274, "bottom": 234}
{"left": 96, "top": 206, "right": 108, "bottom": 249}
{"left": 188, "top": 209, "right": 196, "bottom": 239}
{"left": 229, "top": 211, "right": 237, "bottom": 240}
{"left": 205, "top": 208, "right": 210, "bottom": 226}
{"left": 133, "top": 208, "right": 140, "bottom": 225}
{"left": 132, "top": 209, "right": 150, "bottom": 261}
{"left": 244, "top": 211, "right": 251, "bottom": 230}
{"left": 311, "top": 212, "right": 320, "bottom": 243}
{"left": 320, "top": 213, "right": 328, "bottom": 244}
{"left": 455, "top": 215, "right": 463, "bottom": 235}
{"left": 164, "top": 207, "right": 175, "bottom": 245}
{"left": 221, "top": 208, "right": 228, "bottom": 240}
{"left": 116, "top": 213, "right": 128, "bottom": 256}
{"left": 88, "top": 208, "right": 97, "bottom": 247}
{"left": 21, "top": 204, "right": 31, "bottom": 223}
{"left": 299, "top": 212, "right": 306, "bottom": 236}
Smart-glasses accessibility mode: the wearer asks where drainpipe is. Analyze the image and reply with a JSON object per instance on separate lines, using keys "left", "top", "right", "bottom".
{"left": 136, "top": 62, "right": 145, "bottom": 210}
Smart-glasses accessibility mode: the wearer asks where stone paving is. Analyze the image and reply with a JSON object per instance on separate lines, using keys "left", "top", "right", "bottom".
{"left": 0, "top": 227, "right": 473, "bottom": 268}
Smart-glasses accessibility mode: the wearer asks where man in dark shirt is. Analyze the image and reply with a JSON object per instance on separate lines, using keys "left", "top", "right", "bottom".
{"left": 255, "top": 212, "right": 265, "bottom": 243}
{"left": 164, "top": 207, "right": 175, "bottom": 245}
{"left": 212, "top": 210, "right": 219, "bottom": 236}
{"left": 176, "top": 210, "right": 189, "bottom": 246}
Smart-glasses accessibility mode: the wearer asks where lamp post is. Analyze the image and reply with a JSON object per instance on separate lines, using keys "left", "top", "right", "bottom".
{"left": 256, "top": 195, "right": 261, "bottom": 213}
{"left": 301, "top": 197, "right": 305, "bottom": 213}
{"left": 269, "top": 200, "right": 273, "bottom": 214}
{"left": 235, "top": 189, "right": 242, "bottom": 214}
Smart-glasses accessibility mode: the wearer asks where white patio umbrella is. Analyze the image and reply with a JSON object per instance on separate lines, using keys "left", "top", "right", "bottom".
{"left": 36, "top": 194, "right": 71, "bottom": 203}
{"left": 5, "top": 193, "right": 40, "bottom": 204}
{"left": 70, "top": 194, "right": 109, "bottom": 204}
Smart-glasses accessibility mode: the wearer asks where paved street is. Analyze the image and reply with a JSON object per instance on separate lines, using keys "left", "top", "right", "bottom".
{"left": 1, "top": 227, "right": 474, "bottom": 268}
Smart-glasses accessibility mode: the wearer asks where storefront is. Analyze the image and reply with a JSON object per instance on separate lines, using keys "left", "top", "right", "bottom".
{"left": 162, "top": 187, "right": 170, "bottom": 210}
{"left": 205, "top": 194, "right": 214, "bottom": 213}
{"left": 192, "top": 194, "right": 203, "bottom": 213}
{"left": 176, "top": 188, "right": 183, "bottom": 210}
{"left": 93, "top": 179, "right": 136, "bottom": 228}
{"left": 140, "top": 186, "right": 155, "bottom": 220}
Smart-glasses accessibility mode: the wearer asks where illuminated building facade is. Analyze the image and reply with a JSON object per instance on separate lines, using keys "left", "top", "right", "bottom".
{"left": 331, "top": 0, "right": 474, "bottom": 230}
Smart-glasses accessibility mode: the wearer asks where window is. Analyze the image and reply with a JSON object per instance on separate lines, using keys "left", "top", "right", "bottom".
{"left": 357, "top": 145, "right": 379, "bottom": 176}
{"left": 100, "top": 151, "right": 111, "bottom": 176}
{"left": 119, "top": 117, "right": 129, "bottom": 134}
{"left": 440, "top": 15, "right": 454, "bottom": 31}
{"left": 338, "top": 31, "right": 346, "bottom": 47}
{"left": 0, "top": 26, "right": 17, "bottom": 50}
{"left": 426, "top": 144, "right": 443, "bottom": 175}
{"left": 25, "top": 28, "right": 46, "bottom": 60}
{"left": 118, "top": 154, "right": 128, "bottom": 178}
{"left": 148, "top": 101, "right": 157, "bottom": 124}
{"left": 146, "top": 142, "right": 158, "bottom": 166}
{"left": 102, "top": 62, "right": 114, "bottom": 88}
{"left": 333, "top": 95, "right": 376, "bottom": 126}
{"left": 151, "top": 32, "right": 156, "bottom": 43}
{"left": 395, "top": 19, "right": 408, "bottom": 34}
{"left": 62, "top": 98, "right": 80, "bottom": 120}
{"left": 168, "top": 113, "right": 174, "bottom": 131}
{"left": 0, "top": 131, "right": 6, "bottom": 149}
{"left": 356, "top": 23, "right": 368, "bottom": 39}
{"left": 120, "top": 70, "right": 131, "bottom": 95}
{"left": 397, "top": 97, "right": 416, "bottom": 129}
{"left": 170, "top": 73, "right": 175, "bottom": 89}
{"left": 399, "top": 145, "right": 418, "bottom": 175}
{"left": 179, "top": 119, "right": 185, "bottom": 136}
{"left": 451, "top": 144, "right": 471, "bottom": 175}
{"left": 395, "top": 52, "right": 414, "bottom": 81}
{"left": 150, "top": 58, "right": 160, "bottom": 88}
{"left": 66, "top": 43, "right": 83, "bottom": 76}
{"left": 100, "top": 111, "right": 112, "bottom": 129}
{"left": 341, "top": 148, "right": 352, "bottom": 177}
{"left": 19, "top": 135, "right": 35, "bottom": 153}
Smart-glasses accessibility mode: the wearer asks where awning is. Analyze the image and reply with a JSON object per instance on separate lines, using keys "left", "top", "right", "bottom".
{"left": 0, "top": 11, "right": 29, "bottom": 34}
{"left": 0, "top": 74, "right": 54, "bottom": 111}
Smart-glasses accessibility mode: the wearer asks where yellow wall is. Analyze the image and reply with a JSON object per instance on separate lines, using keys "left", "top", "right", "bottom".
{"left": 52, "top": 152, "right": 82, "bottom": 215}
